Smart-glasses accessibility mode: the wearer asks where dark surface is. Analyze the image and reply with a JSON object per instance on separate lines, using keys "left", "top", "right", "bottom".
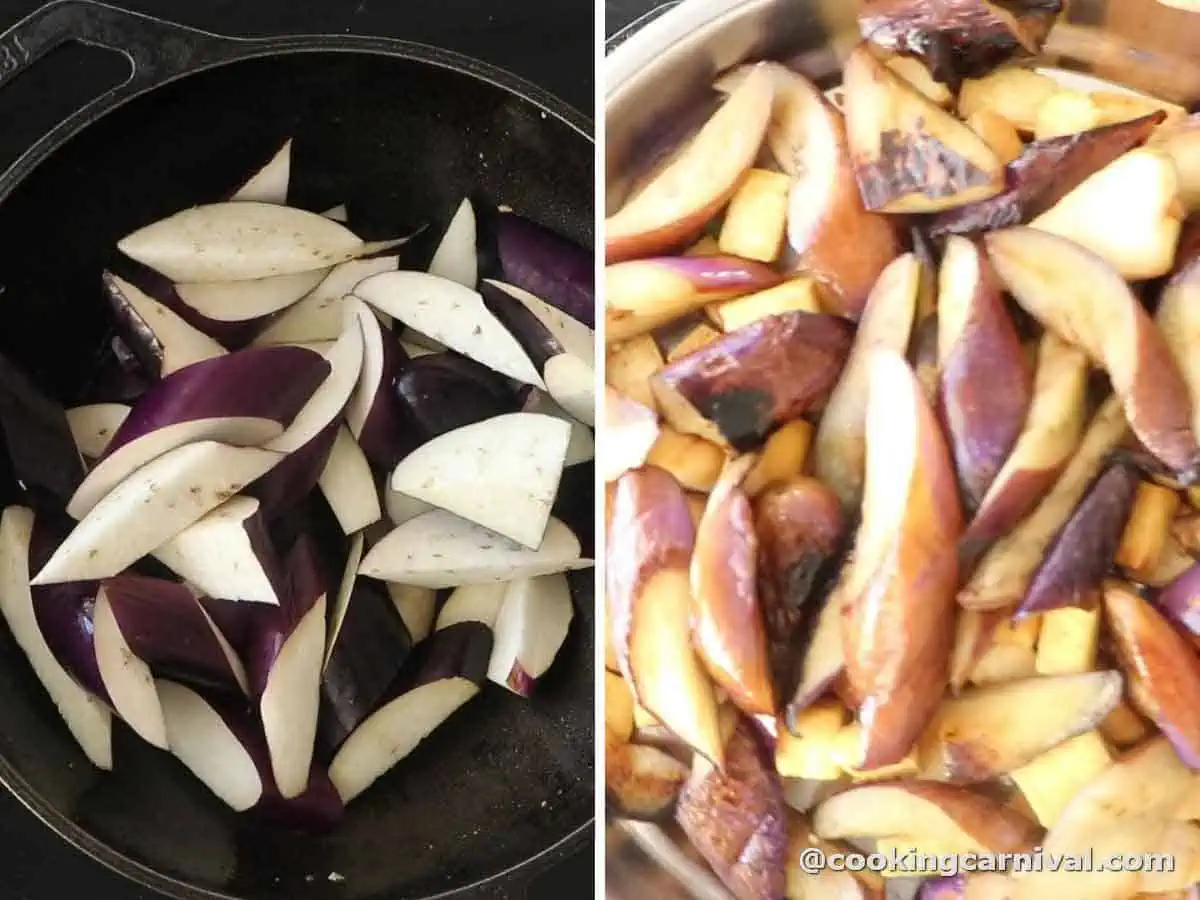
{"left": 606, "top": 0, "right": 674, "bottom": 44}
{"left": 0, "top": 1, "right": 594, "bottom": 899}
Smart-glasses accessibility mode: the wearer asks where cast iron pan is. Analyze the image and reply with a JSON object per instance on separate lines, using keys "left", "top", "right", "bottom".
{"left": 0, "top": 1, "right": 594, "bottom": 898}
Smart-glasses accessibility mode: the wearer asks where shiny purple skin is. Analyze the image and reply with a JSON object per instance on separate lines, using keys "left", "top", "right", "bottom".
{"left": 392, "top": 356, "right": 520, "bottom": 447}
{"left": 249, "top": 420, "right": 339, "bottom": 520}
{"left": 33, "top": 589, "right": 106, "bottom": 699}
{"left": 1017, "top": 465, "right": 1138, "bottom": 617}
{"left": 245, "top": 535, "right": 328, "bottom": 698}
{"left": 103, "top": 345, "right": 330, "bottom": 460}
{"left": 28, "top": 513, "right": 109, "bottom": 700}
{"left": 479, "top": 280, "right": 568, "bottom": 374}
{"left": 396, "top": 621, "right": 492, "bottom": 693}
{"left": 318, "top": 577, "right": 413, "bottom": 752}
{"left": 353, "top": 314, "right": 414, "bottom": 471}
{"left": 1157, "top": 562, "right": 1200, "bottom": 646}
{"left": 0, "top": 351, "right": 86, "bottom": 507}
{"left": 493, "top": 212, "right": 594, "bottom": 328}
{"left": 103, "top": 574, "right": 245, "bottom": 694}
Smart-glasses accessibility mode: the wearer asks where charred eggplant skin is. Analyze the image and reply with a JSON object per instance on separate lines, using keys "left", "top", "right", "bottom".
{"left": 654, "top": 312, "right": 853, "bottom": 451}
{"left": 859, "top": 0, "right": 1063, "bottom": 83}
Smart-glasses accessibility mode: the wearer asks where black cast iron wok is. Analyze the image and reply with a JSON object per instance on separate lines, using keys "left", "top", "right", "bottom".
{"left": 0, "top": 1, "right": 594, "bottom": 898}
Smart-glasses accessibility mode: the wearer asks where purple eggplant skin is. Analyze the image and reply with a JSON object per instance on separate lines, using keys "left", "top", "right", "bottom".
{"left": 353, "top": 316, "right": 415, "bottom": 471}
{"left": 1017, "top": 465, "right": 1138, "bottom": 617}
{"left": 1156, "top": 562, "right": 1200, "bottom": 646}
{"left": 253, "top": 762, "right": 344, "bottom": 834}
{"left": 266, "top": 492, "right": 350, "bottom": 584}
{"left": 391, "top": 354, "right": 522, "bottom": 445}
{"left": 318, "top": 577, "right": 413, "bottom": 752}
{"left": 103, "top": 345, "right": 330, "bottom": 461}
{"left": 478, "top": 280, "right": 566, "bottom": 374}
{"left": 492, "top": 211, "right": 594, "bottom": 328}
{"left": 103, "top": 574, "right": 246, "bottom": 694}
{"left": 0, "top": 351, "right": 86, "bottom": 507}
{"left": 110, "top": 259, "right": 269, "bottom": 350}
{"left": 28, "top": 513, "right": 108, "bottom": 700}
{"left": 200, "top": 595, "right": 276, "bottom": 663}
{"left": 397, "top": 620, "right": 493, "bottom": 692}
{"left": 249, "top": 421, "right": 338, "bottom": 520}
{"left": 190, "top": 685, "right": 344, "bottom": 832}
{"left": 246, "top": 535, "right": 327, "bottom": 698}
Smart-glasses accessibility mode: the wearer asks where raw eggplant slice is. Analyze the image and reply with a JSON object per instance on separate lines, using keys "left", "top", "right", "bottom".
{"left": 391, "top": 352, "right": 522, "bottom": 445}
{"left": 99, "top": 575, "right": 249, "bottom": 694}
{"left": 435, "top": 583, "right": 506, "bottom": 631}
{"left": 319, "top": 533, "right": 412, "bottom": 751}
{"left": 118, "top": 202, "right": 402, "bottom": 282}
{"left": 157, "top": 678, "right": 344, "bottom": 830}
{"left": 158, "top": 679, "right": 263, "bottom": 810}
{"left": 353, "top": 270, "right": 544, "bottom": 386}
{"left": 34, "top": 441, "right": 282, "bottom": 585}
{"left": 68, "top": 345, "right": 329, "bottom": 519}
{"left": 428, "top": 197, "right": 477, "bottom": 287}
{"left": 103, "top": 272, "right": 227, "bottom": 378}
{"left": 328, "top": 620, "right": 491, "bottom": 803}
{"left": 173, "top": 268, "right": 327, "bottom": 323}
{"left": 0, "top": 506, "right": 112, "bottom": 768}
{"left": 250, "top": 422, "right": 338, "bottom": 520}
{"left": 0, "top": 353, "right": 86, "bottom": 506}
{"left": 230, "top": 139, "right": 292, "bottom": 204}
{"left": 388, "top": 413, "right": 571, "bottom": 549}
{"left": 479, "top": 279, "right": 596, "bottom": 425}
{"left": 249, "top": 535, "right": 328, "bottom": 798}
{"left": 266, "top": 303, "right": 365, "bottom": 453}
{"left": 359, "top": 510, "right": 591, "bottom": 588}
{"left": 484, "top": 209, "right": 594, "bottom": 328}
{"left": 66, "top": 403, "right": 130, "bottom": 460}
{"left": 153, "top": 496, "right": 287, "bottom": 605}
{"left": 322, "top": 204, "right": 349, "bottom": 223}
{"left": 254, "top": 256, "right": 401, "bottom": 345}
{"left": 383, "top": 486, "right": 433, "bottom": 527}
{"left": 344, "top": 301, "right": 412, "bottom": 469}
{"left": 387, "top": 583, "right": 437, "bottom": 643}
{"left": 487, "top": 573, "right": 574, "bottom": 696}
{"left": 317, "top": 426, "right": 382, "bottom": 535}
{"left": 92, "top": 584, "right": 166, "bottom": 748}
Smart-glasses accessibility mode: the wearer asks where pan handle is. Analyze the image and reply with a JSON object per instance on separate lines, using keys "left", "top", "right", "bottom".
{"left": 0, "top": 0, "right": 244, "bottom": 200}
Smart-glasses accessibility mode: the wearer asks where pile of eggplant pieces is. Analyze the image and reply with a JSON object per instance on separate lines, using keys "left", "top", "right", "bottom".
{"left": 0, "top": 138, "right": 596, "bottom": 831}
{"left": 605, "top": 0, "right": 1200, "bottom": 898}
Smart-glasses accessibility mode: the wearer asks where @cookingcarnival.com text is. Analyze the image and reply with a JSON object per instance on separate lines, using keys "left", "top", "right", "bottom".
{"left": 794, "top": 846, "right": 1178, "bottom": 878}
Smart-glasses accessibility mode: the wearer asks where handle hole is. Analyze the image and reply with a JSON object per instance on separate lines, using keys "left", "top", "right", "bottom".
{"left": 0, "top": 40, "right": 130, "bottom": 182}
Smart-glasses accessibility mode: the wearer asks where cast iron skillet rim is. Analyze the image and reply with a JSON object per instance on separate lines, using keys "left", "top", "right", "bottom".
{"left": 0, "top": 27, "right": 593, "bottom": 900}
{"left": 0, "top": 31, "right": 594, "bottom": 210}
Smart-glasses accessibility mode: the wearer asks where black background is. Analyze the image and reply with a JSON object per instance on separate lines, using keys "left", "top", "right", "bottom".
{"left": 0, "top": 1, "right": 594, "bottom": 898}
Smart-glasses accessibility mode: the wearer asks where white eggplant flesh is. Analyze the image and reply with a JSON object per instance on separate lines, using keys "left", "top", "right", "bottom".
{"left": 317, "top": 426, "right": 382, "bottom": 535}
{"left": 0, "top": 507, "right": 112, "bottom": 768}
{"left": 486, "top": 573, "right": 574, "bottom": 696}
{"left": 253, "top": 256, "right": 400, "bottom": 345}
{"left": 352, "top": 270, "right": 544, "bottom": 387}
{"left": 173, "top": 268, "right": 326, "bottom": 323}
{"left": 66, "top": 403, "right": 130, "bottom": 459}
{"left": 427, "top": 197, "right": 477, "bottom": 288}
{"left": 388, "top": 412, "right": 570, "bottom": 549}
{"left": 359, "top": 511, "right": 591, "bottom": 589}
{"left": 33, "top": 442, "right": 282, "bottom": 584}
